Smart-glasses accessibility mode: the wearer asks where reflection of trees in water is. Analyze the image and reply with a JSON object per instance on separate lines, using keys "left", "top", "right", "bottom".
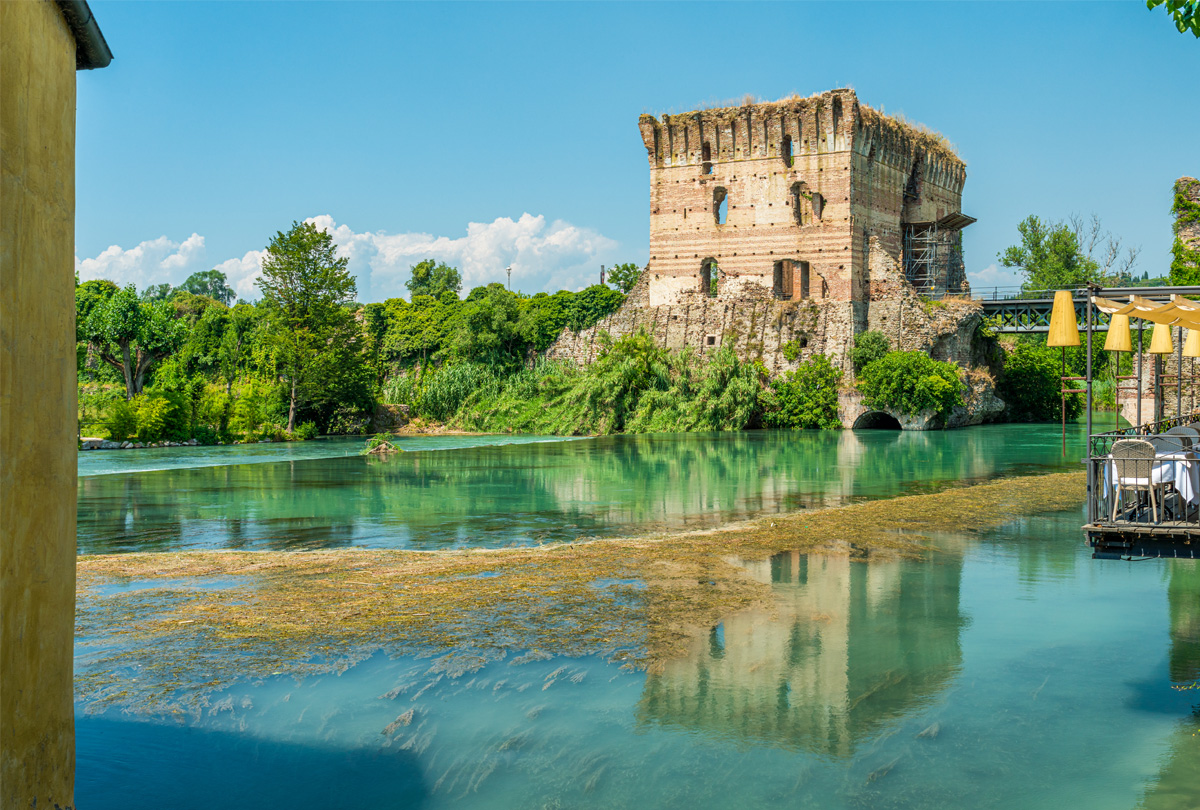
{"left": 636, "top": 551, "right": 965, "bottom": 757}
{"left": 77, "top": 426, "right": 1078, "bottom": 554}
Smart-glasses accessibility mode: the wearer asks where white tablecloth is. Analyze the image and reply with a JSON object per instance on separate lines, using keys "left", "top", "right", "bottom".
{"left": 1106, "top": 451, "right": 1200, "bottom": 506}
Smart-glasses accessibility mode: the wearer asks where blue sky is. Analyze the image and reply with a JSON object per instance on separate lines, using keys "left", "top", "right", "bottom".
{"left": 75, "top": 1, "right": 1198, "bottom": 302}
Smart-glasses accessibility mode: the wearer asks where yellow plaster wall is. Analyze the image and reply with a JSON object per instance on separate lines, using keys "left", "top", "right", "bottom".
{"left": 1, "top": 1, "right": 79, "bottom": 806}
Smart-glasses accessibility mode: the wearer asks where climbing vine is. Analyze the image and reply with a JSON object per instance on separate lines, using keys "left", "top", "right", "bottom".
{"left": 1168, "top": 178, "right": 1200, "bottom": 285}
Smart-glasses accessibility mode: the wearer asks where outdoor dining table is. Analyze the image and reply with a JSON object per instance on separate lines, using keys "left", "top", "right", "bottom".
{"left": 1105, "top": 445, "right": 1200, "bottom": 515}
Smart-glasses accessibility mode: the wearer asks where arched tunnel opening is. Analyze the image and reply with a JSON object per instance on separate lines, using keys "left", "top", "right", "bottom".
{"left": 853, "top": 411, "right": 903, "bottom": 430}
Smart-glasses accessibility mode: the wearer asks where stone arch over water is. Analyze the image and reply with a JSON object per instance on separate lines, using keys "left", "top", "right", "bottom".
{"left": 852, "top": 411, "right": 902, "bottom": 430}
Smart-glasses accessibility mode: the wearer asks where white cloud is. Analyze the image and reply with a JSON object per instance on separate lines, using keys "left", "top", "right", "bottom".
{"left": 210, "top": 250, "right": 265, "bottom": 300}
{"left": 306, "top": 213, "right": 619, "bottom": 302}
{"left": 967, "top": 262, "right": 1022, "bottom": 293}
{"left": 76, "top": 233, "right": 208, "bottom": 291}
{"left": 75, "top": 214, "right": 621, "bottom": 303}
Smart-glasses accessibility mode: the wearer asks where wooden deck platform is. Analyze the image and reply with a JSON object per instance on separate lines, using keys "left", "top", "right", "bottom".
{"left": 1085, "top": 523, "right": 1200, "bottom": 559}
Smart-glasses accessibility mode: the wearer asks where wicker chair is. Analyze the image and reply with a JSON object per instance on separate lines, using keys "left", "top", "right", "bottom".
{"left": 1166, "top": 425, "right": 1200, "bottom": 449}
{"left": 1111, "top": 438, "right": 1163, "bottom": 523}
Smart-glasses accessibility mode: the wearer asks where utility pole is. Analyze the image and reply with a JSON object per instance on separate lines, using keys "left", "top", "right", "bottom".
{"left": 600, "top": 265, "right": 606, "bottom": 286}
{"left": 506, "top": 266, "right": 511, "bottom": 290}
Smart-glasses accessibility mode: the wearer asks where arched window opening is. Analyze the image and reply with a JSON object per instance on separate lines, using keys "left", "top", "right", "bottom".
{"left": 782, "top": 134, "right": 794, "bottom": 168}
{"left": 773, "top": 260, "right": 794, "bottom": 300}
{"left": 799, "top": 261, "right": 811, "bottom": 299}
{"left": 701, "top": 142, "right": 712, "bottom": 175}
{"left": 714, "top": 187, "right": 728, "bottom": 226}
{"left": 700, "top": 259, "right": 719, "bottom": 298}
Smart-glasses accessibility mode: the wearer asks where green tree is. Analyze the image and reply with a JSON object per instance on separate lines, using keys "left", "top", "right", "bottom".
{"left": 851, "top": 330, "right": 890, "bottom": 374}
{"left": 762, "top": 354, "right": 842, "bottom": 429}
{"left": 406, "top": 259, "right": 462, "bottom": 299}
{"left": 450, "top": 284, "right": 527, "bottom": 367}
{"left": 1147, "top": 0, "right": 1199, "bottom": 37}
{"left": 608, "top": 262, "right": 643, "bottom": 294}
{"left": 567, "top": 284, "right": 625, "bottom": 331}
{"left": 998, "top": 342, "right": 1082, "bottom": 422}
{"left": 257, "top": 221, "right": 363, "bottom": 431}
{"left": 857, "top": 351, "right": 964, "bottom": 424}
{"left": 79, "top": 284, "right": 186, "bottom": 399}
{"left": 141, "top": 283, "right": 174, "bottom": 302}
{"left": 179, "top": 269, "right": 236, "bottom": 305}
{"left": 999, "top": 216, "right": 1100, "bottom": 292}
{"left": 218, "top": 303, "right": 259, "bottom": 394}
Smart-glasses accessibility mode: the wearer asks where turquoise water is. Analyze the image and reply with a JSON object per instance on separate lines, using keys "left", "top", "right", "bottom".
{"left": 75, "top": 509, "right": 1200, "bottom": 809}
{"left": 77, "top": 425, "right": 1085, "bottom": 554}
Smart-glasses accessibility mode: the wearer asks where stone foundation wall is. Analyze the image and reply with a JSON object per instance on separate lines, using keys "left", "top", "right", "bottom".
{"left": 546, "top": 249, "right": 1004, "bottom": 429}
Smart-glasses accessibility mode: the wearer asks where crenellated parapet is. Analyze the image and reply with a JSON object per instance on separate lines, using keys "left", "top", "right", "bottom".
{"left": 638, "top": 88, "right": 858, "bottom": 170}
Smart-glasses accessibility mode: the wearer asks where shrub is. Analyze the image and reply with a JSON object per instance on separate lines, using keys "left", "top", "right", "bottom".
{"left": 567, "top": 285, "right": 625, "bottom": 332}
{"left": 998, "top": 342, "right": 1081, "bottom": 421}
{"left": 292, "top": 421, "right": 318, "bottom": 441}
{"left": 104, "top": 399, "right": 139, "bottom": 441}
{"left": 133, "top": 394, "right": 174, "bottom": 442}
{"left": 418, "top": 362, "right": 503, "bottom": 422}
{"left": 192, "top": 424, "right": 219, "bottom": 445}
{"left": 687, "top": 347, "right": 766, "bottom": 431}
{"left": 852, "top": 330, "right": 890, "bottom": 374}
{"left": 762, "top": 354, "right": 842, "bottom": 429}
{"left": 857, "top": 351, "right": 963, "bottom": 421}
{"left": 229, "top": 384, "right": 266, "bottom": 439}
{"left": 381, "top": 374, "right": 418, "bottom": 407}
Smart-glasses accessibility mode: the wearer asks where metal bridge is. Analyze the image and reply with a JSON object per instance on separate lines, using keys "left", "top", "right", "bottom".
{"left": 973, "top": 286, "right": 1200, "bottom": 333}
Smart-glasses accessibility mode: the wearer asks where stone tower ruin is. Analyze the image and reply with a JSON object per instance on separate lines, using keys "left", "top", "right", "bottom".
{"left": 638, "top": 88, "right": 974, "bottom": 306}
{"left": 547, "top": 89, "right": 1002, "bottom": 427}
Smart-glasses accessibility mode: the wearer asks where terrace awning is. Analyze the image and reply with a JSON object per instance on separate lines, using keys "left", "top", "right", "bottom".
{"left": 1092, "top": 295, "right": 1200, "bottom": 332}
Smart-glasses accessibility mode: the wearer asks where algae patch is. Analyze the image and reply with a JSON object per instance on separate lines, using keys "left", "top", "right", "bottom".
{"left": 75, "top": 472, "right": 1084, "bottom": 712}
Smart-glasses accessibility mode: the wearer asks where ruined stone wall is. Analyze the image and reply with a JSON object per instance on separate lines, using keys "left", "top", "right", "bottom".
{"left": 637, "top": 89, "right": 970, "bottom": 308}
{"left": 547, "top": 249, "right": 990, "bottom": 383}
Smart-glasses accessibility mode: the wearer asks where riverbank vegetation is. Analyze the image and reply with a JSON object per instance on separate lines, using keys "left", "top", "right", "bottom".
{"left": 75, "top": 470, "right": 1085, "bottom": 711}
{"left": 76, "top": 211, "right": 1149, "bottom": 444}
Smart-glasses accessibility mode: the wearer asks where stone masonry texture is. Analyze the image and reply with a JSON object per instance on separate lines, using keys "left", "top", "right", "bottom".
{"left": 547, "top": 90, "right": 1001, "bottom": 428}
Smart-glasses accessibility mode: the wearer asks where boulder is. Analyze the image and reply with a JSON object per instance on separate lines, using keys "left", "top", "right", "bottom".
{"left": 371, "top": 403, "right": 410, "bottom": 433}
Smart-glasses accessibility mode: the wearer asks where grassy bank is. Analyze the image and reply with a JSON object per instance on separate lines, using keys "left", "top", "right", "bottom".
{"left": 76, "top": 471, "right": 1085, "bottom": 713}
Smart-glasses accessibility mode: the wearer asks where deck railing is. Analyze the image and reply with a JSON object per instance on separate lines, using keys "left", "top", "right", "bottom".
{"left": 1087, "top": 414, "right": 1200, "bottom": 530}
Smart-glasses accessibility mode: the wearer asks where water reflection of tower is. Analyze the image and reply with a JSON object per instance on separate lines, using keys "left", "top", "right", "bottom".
{"left": 1169, "top": 560, "right": 1200, "bottom": 683}
{"left": 637, "top": 551, "right": 965, "bottom": 757}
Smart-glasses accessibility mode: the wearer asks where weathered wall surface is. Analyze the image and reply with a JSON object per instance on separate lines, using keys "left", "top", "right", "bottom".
{"left": 1, "top": 2, "right": 79, "bottom": 807}
{"left": 637, "top": 90, "right": 970, "bottom": 308}
{"left": 547, "top": 253, "right": 1002, "bottom": 429}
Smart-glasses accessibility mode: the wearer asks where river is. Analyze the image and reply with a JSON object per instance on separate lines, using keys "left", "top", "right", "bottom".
{"left": 73, "top": 426, "right": 1200, "bottom": 808}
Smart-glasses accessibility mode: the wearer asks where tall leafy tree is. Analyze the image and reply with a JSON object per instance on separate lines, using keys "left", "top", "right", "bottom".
{"left": 406, "top": 259, "right": 462, "bottom": 299}
{"left": 999, "top": 216, "right": 1100, "bottom": 292}
{"left": 257, "top": 221, "right": 362, "bottom": 431}
{"left": 141, "top": 283, "right": 174, "bottom": 302}
{"left": 607, "top": 262, "right": 644, "bottom": 294}
{"left": 179, "top": 269, "right": 236, "bottom": 305}
{"left": 78, "top": 284, "right": 186, "bottom": 399}
{"left": 218, "top": 302, "right": 260, "bottom": 394}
